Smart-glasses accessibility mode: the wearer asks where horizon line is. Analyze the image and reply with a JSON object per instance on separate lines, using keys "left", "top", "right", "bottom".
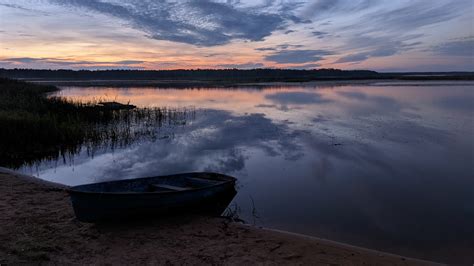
{"left": 1, "top": 68, "right": 473, "bottom": 74}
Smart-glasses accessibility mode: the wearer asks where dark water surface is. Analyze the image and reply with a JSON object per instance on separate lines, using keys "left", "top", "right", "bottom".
{"left": 20, "top": 81, "right": 474, "bottom": 263}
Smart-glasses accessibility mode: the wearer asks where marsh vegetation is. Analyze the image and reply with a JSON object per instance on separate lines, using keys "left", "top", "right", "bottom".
{"left": 0, "top": 78, "right": 194, "bottom": 168}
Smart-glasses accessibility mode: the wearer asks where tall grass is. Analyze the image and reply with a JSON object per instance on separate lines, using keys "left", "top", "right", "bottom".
{"left": 0, "top": 78, "right": 193, "bottom": 168}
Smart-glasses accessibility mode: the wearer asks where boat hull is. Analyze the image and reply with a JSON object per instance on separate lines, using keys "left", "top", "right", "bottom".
{"left": 68, "top": 173, "right": 236, "bottom": 222}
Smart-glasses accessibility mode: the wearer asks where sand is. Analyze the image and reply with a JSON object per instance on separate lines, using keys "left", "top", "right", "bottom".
{"left": 0, "top": 169, "right": 437, "bottom": 265}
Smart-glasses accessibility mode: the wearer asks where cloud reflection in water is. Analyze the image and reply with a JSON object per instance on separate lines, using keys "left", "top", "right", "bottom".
{"left": 20, "top": 83, "right": 474, "bottom": 263}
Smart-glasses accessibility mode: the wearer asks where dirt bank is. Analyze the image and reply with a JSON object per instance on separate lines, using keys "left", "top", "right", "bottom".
{"left": 0, "top": 169, "right": 436, "bottom": 265}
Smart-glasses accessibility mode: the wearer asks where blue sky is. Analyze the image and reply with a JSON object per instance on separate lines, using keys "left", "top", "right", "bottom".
{"left": 0, "top": 0, "right": 472, "bottom": 71}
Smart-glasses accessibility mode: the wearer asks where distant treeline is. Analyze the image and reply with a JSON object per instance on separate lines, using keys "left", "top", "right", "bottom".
{"left": 0, "top": 68, "right": 472, "bottom": 83}
{"left": 0, "top": 68, "right": 380, "bottom": 82}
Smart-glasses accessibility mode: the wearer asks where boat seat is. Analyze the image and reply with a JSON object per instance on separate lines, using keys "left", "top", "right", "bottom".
{"left": 187, "top": 177, "right": 220, "bottom": 184}
{"left": 149, "top": 184, "right": 191, "bottom": 191}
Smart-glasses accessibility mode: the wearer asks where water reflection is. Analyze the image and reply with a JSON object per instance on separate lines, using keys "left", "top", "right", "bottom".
{"left": 266, "top": 91, "right": 333, "bottom": 104}
{"left": 20, "top": 82, "right": 474, "bottom": 263}
{"left": 435, "top": 95, "right": 474, "bottom": 111}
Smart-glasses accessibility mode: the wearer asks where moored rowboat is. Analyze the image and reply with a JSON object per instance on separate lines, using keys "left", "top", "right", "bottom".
{"left": 68, "top": 172, "right": 237, "bottom": 222}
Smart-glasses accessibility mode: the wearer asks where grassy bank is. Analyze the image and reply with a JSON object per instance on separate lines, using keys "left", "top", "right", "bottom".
{"left": 0, "top": 78, "right": 191, "bottom": 168}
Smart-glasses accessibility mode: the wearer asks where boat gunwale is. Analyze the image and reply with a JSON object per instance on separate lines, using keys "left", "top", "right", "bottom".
{"left": 67, "top": 172, "right": 236, "bottom": 196}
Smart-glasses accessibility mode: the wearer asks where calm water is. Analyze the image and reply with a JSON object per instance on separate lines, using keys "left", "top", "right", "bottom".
{"left": 21, "top": 81, "right": 474, "bottom": 263}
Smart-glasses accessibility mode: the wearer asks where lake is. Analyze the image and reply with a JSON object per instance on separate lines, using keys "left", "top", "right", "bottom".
{"left": 20, "top": 81, "right": 474, "bottom": 263}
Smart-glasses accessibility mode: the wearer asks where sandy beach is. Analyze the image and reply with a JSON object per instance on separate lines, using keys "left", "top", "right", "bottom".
{"left": 0, "top": 170, "right": 431, "bottom": 265}
{"left": 0, "top": 168, "right": 438, "bottom": 265}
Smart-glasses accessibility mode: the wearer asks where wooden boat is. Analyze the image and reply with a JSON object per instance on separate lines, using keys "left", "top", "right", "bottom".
{"left": 68, "top": 172, "right": 237, "bottom": 222}
{"left": 97, "top": 101, "right": 136, "bottom": 110}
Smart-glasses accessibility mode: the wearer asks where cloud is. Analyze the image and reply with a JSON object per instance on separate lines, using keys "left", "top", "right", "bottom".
{"left": 2, "top": 0, "right": 472, "bottom": 71}
{"left": 0, "top": 57, "right": 145, "bottom": 69}
{"left": 277, "top": 44, "right": 305, "bottom": 49}
{"left": 302, "top": 0, "right": 376, "bottom": 18}
{"left": 303, "top": 0, "right": 469, "bottom": 66}
{"left": 312, "top": 114, "right": 329, "bottom": 123}
{"left": 49, "top": 0, "right": 298, "bottom": 46}
{"left": 0, "top": 3, "right": 33, "bottom": 11}
{"left": 265, "top": 49, "right": 333, "bottom": 64}
{"left": 305, "top": 0, "right": 468, "bottom": 33}
{"left": 216, "top": 62, "right": 265, "bottom": 69}
{"left": 256, "top": 43, "right": 334, "bottom": 66}
{"left": 359, "top": 1, "right": 468, "bottom": 33}
{"left": 312, "top": 31, "right": 330, "bottom": 39}
{"left": 431, "top": 37, "right": 474, "bottom": 57}
{"left": 255, "top": 47, "right": 278, "bottom": 51}
{"left": 0, "top": 3, "right": 50, "bottom": 15}
{"left": 255, "top": 104, "right": 278, "bottom": 109}
{"left": 334, "top": 35, "right": 421, "bottom": 63}
{"left": 114, "top": 60, "right": 146, "bottom": 65}
{"left": 255, "top": 43, "right": 305, "bottom": 52}
{"left": 334, "top": 53, "right": 369, "bottom": 64}
{"left": 289, "top": 63, "right": 320, "bottom": 69}
{"left": 334, "top": 47, "right": 398, "bottom": 63}
{"left": 304, "top": 0, "right": 340, "bottom": 14}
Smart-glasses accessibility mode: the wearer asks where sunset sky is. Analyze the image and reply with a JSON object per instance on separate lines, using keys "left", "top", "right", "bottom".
{"left": 0, "top": 0, "right": 472, "bottom": 71}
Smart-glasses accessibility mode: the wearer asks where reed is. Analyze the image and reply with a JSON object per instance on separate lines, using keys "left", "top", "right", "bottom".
{"left": 0, "top": 78, "right": 193, "bottom": 168}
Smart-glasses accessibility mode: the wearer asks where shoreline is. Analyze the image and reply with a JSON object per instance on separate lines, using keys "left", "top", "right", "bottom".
{"left": 0, "top": 168, "right": 438, "bottom": 265}
{"left": 12, "top": 77, "right": 474, "bottom": 88}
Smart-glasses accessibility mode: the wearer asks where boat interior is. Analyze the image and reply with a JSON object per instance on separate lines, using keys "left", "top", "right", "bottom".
{"left": 71, "top": 174, "right": 228, "bottom": 193}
